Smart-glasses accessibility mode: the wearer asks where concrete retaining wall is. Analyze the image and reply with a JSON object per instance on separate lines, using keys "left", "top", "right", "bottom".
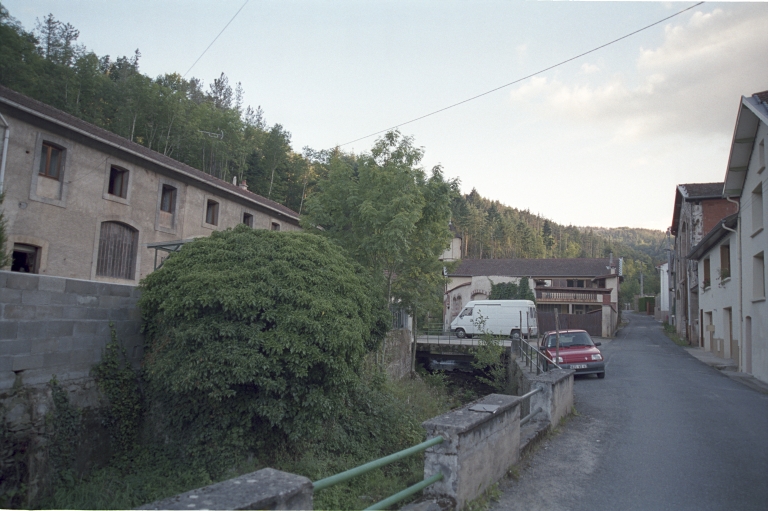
{"left": 1, "top": 270, "right": 143, "bottom": 506}
{"left": 1, "top": 270, "right": 143, "bottom": 391}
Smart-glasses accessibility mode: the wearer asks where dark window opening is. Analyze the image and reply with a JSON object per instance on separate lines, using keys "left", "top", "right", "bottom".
{"left": 11, "top": 244, "right": 40, "bottom": 273}
{"left": 720, "top": 244, "right": 731, "bottom": 279}
{"left": 96, "top": 222, "right": 138, "bottom": 280}
{"left": 108, "top": 166, "right": 129, "bottom": 198}
{"left": 206, "top": 200, "right": 219, "bottom": 225}
{"left": 243, "top": 213, "right": 254, "bottom": 227}
{"left": 39, "top": 142, "right": 63, "bottom": 179}
{"left": 271, "top": 222, "right": 280, "bottom": 231}
{"left": 160, "top": 185, "right": 177, "bottom": 213}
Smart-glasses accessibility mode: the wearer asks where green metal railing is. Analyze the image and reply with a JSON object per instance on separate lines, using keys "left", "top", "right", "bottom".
{"left": 313, "top": 436, "right": 444, "bottom": 510}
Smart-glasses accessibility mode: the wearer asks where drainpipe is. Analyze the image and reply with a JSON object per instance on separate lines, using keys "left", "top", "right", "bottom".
{"left": 725, "top": 196, "right": 742, "bottom": 369}
{"left": 0, "top": 112, "right": 9, "bottom": 195}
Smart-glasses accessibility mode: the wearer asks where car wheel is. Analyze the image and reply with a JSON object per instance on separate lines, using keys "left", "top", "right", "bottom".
{"left": 597, "top": 372, "right": 605, "bottom": 379}
{"left": 455, "top": 328, "right": 466, "bottom": 339}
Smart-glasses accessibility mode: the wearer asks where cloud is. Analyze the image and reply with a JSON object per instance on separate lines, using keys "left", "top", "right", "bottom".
{"left": 508, "top": 5, "right": 768, "bottom": 139}
{"left": 580, "top": 63, "right": 600, "bottom": 74}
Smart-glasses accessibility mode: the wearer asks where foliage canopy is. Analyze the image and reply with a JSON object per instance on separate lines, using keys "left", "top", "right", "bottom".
{"left": 303, "top": 131, "right": 459, "bottom": 315}
{"left": 139, "top": 226, "right": 389, "bottom": 466}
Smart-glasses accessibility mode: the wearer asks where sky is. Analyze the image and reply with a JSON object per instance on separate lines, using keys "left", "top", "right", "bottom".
{"left": 5, "top": 1, "right": 768, "bottom": 231}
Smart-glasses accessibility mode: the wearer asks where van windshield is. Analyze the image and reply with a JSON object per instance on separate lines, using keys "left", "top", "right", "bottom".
{"left": 459, "top": 307, "right": 473, "bottom": 318}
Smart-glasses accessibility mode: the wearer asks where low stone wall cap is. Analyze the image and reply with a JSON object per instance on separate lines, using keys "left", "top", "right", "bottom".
{"left": 422, "top": 394, "right": 520, "bottom": 433}
{"left": 136, "top": 468, "right": 312, "bottom": 510}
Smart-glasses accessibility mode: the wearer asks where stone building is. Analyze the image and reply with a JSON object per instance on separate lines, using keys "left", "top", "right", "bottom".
{"left": 0, "top": 85, "right": 301, "bottom": 285}
{"left": 669, "top": 182, "right": 738, "bottom": 344}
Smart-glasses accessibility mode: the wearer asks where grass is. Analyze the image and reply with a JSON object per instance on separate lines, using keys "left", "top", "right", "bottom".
{"left": 39, "top": 370, "right": 458, "bottom": 511}
{"left": 662, "top": 322, "right": 689, "bottom": 347}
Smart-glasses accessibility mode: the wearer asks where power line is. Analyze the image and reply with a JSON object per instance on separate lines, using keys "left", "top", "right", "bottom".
{"left": 339, "top": 1, "right": 705, "bottom": 147}
{"left": 183, "top": 0, "right": 250, "bottom": 78}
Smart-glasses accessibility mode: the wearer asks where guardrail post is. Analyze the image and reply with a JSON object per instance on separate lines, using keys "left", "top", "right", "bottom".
{"left": 526, "top": 368, "right": 575, "bottom": 426}
{"left": 421, "top": 394, "right": 521, "bottom": 510}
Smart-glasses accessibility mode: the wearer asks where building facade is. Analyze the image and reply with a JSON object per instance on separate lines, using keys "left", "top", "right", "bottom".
{"left": 0, "top": 86, "right": 300, "bottom": 285}
{"left": 720, "top": 91, "right": 768, "bottom": 383}
{"left": 690, "top": 215, "right": 739, "bottom": 359}
{"left": 669, "top": 183, "right": 738, "bottom": 344}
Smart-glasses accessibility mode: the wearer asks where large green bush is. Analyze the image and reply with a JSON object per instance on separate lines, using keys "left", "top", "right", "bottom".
{"left": 139, "top": 226, "right": 389, "bottom": 469}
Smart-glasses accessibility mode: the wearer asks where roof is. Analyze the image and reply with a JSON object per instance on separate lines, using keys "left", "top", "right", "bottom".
{"left": 670, "top": 182, "right": 724, "bottom": 235}
{"left": 678, "top": 183, "right": 724, "bottom": 199}
{"left": 0, "top": 85, "right": 300, "bottom": 223}
{"left": 687, "top": 213, "right": 738, "bottom": 261}
{"left": 450, "top": 258, "right": 614, "bottom": 278}
{"left": 723, "top": 91, "right": 768, "bottom": 197}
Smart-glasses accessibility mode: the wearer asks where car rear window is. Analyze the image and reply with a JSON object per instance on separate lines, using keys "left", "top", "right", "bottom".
{"left": 545, "top": 332, "right": 594, "bottom": 348}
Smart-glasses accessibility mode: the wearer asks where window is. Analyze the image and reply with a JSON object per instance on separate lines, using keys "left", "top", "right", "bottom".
{"left": 719, "top": 243, "right": 731, "bottom": 280}
{"left": 243, "top": 212, "right": 254, "bottom": 227}
{"left": 108, "top": 166, "right": 129, "bottom": 198}
{"left": 758, "top": 139, "right": 765, "bottom": 174}
{"left": 271, "top": 222, "right": 280, "bottom": 231}
{"left": 96, "top": 222, "right": 138, "bottom": 280}
{"left": 752, "top": 183, "right": 763, "bottom": 234}
{"left": 206, "top": 200, "right": 219, "bottom": 225}
{"left": 754, "top": 252, "right": 765, "bottom": 300}
{"left": 161, "top": 185, "right": 176, "bottom": 213}
{"left": 11, "top": 244, "right": 40, "bottom": 273}
{"left": 39, "top": 142, "right": 63, "bottom": 179}
{"left": 703, "top": 257, "right": 711, "bottom": 288}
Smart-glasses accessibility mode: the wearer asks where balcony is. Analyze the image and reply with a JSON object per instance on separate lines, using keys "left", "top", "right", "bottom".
{"left": 535, "top": 287, "right": 611, "bottom": 304}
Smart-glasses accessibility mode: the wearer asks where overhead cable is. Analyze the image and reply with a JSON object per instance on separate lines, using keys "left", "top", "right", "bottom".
{"left": 339, "top": 2, "right": 705, "bottom": 147}
{"left": 183, "top": 0, "right": 250, "bottom": 78}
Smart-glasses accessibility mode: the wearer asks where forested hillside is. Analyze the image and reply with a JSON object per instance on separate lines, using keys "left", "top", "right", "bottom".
{"left": 0, "top": 5, "right": 318, "bottom": 212}
{"left": 0, "top": 4, "right": 667, "bottom": 304}
{"left": 450, "top": 190, "right": 669, "bottom": 304}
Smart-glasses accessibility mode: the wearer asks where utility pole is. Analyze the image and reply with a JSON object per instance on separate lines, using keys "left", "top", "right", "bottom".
{"left": 640, "top": 272, "right": 644, "bottom": 296}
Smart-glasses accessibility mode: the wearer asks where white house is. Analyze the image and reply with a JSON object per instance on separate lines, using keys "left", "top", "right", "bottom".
{"left": 689, "top": 214, "right": 739, "bottom": 359}
{"left": 655, "top": 262, "right": 670, "bottom": 323}
{"left": 720, "top": 91, "right": 768, "bottom": 384}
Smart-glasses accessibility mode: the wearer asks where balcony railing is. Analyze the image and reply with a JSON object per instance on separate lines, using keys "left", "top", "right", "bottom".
{"left": 535, "top": 289, "right": 604, "bottom": 303}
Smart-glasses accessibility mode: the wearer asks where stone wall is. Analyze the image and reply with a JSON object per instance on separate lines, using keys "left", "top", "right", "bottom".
{"left": 0, "top": 270, "right": 143, "bottom": 507}
{"left": 422, "top": 394, "right": 521, "bottom": 510}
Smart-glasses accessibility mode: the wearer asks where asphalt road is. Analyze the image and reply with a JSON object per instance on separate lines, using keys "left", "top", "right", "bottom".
{"left": 490, "top": 311, "right": 768, "bottom": 511}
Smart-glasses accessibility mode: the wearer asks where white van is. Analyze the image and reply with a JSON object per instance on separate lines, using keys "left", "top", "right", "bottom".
{"left": 450, "top": 300, "right": 538, "bottom": 339}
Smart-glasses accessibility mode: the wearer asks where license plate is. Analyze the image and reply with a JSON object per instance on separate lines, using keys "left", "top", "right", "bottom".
{"left": 571, "top": 364, "right": 587, "bottom": 369}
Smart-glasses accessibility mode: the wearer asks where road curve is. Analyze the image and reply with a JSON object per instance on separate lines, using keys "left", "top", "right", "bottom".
{"left": 490, "top": 311, "right": 768, "bottom": 511}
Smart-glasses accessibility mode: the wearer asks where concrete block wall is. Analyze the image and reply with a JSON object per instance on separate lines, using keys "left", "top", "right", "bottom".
{"left": 1, "top": 270, "right": 143, "bottom": 391}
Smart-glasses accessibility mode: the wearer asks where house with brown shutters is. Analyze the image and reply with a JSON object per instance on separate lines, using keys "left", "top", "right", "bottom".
{"left": 444, "top": 257, "right": 621, "bottom": 337}
{"left": 0, "top": 86, "right": 300, "bottom": 285}
{"left": 669, "top": 182, "right": 738, "bottom": 344}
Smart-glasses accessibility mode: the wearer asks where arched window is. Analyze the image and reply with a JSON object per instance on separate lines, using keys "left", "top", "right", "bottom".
{"left": 96, "top": 221, "right": 138, "bottom": 280}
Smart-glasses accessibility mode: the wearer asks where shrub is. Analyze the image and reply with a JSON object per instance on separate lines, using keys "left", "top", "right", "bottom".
{"left": 139, "top": 226, "right": 389, "bottom": 471}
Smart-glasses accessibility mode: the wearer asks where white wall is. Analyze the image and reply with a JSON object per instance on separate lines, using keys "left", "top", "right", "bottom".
{"left": 697, "top": 231, "right": 739, "bottom": 358}
{"left": 739, "top": 121, "right": 767, "bottom": 383}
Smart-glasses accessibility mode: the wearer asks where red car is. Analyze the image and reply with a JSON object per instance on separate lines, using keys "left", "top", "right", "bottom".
{"left": 539, "top": 329, "right": 605, "bottom": 379}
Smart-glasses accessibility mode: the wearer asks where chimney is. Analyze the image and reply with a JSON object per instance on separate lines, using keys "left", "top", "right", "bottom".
{"left": 239, "top": 179, "right": 248, "bottom": 191}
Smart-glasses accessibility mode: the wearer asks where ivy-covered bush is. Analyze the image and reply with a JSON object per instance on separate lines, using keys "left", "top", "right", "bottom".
{"left": 139, "top": 226, "right": 389, "bottom": 469}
